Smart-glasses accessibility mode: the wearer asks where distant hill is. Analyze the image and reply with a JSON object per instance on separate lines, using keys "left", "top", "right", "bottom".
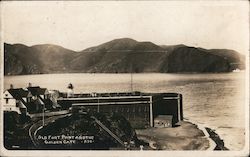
{"left": 4, "top": 43, "right": 76, "bottom": 75}
{"left": 4, "top": 38, "right": 245, "bottom": 75}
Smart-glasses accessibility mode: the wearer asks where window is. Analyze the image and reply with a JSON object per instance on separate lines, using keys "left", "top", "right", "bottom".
{"left": 5, "top": 98, "right": 9, "bottom": 104}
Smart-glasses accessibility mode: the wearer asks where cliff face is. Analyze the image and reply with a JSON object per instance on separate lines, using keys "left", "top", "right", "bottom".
{"left": 4, "top": 38, "right": 245, "bottom": 75}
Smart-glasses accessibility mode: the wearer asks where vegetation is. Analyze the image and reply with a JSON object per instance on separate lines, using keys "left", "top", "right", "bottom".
{"left": 4, "top": 111, "right": 33, "bottom": 149}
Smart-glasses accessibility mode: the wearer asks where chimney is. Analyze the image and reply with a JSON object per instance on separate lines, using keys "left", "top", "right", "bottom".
{"left": 10, "top": 84, "right": 14, "bottom": 89}
{"left": 28, "top": 82, "right": 32, "bottom": 87}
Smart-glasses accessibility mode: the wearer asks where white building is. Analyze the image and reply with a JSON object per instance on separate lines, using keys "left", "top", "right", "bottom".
{"left": 3, "top": 89, "right": 32, "bottom": 114}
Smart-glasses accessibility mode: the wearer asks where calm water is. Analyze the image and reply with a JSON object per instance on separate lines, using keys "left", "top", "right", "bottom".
{"left": 4, "top": 72, "right": 246, "bottom": 150}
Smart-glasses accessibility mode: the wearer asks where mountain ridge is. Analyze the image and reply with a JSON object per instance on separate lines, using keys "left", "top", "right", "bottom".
{"left": 4, "top": 38, "right": 245, "bottom": 75}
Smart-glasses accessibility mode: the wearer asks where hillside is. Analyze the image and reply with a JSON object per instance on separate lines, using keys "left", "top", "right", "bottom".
{"left": 4, "top": 43, "right": 76, "bottom": 75}
{"left": 4, "top": 38, "right": 245, "bottom": 75}
{"left": 160, "top": 46, "right": 245, "bottom": 73}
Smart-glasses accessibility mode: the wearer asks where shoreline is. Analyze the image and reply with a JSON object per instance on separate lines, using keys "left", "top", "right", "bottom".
{"left": 192, "top": 121, "right": 217, "bottom": 150}
{"left": 186, "top": 120, "right": 229, "bottom": 150}
{"left": 4, "top": 71, "right": 245, "bottom": 77}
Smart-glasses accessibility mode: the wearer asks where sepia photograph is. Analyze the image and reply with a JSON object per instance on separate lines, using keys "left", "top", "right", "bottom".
{"left": 0, "top": 1, "right": 249, "bottom": 156}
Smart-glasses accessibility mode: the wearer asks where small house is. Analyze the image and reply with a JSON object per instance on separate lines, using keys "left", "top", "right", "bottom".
{"left": 27, "top": 86, "right": 49, "bottom": 100}
{"left": 3, "top": 88, "right": 32, "bottom": 114}
{"left": 154, "top": 115, "right": 173, "bottom": 128}
{"left": 27, "top": 86, "right": 50, "bottom": 112}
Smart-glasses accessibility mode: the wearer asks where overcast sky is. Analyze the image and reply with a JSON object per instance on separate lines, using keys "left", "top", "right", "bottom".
{"left": 2, "top": 1, "right": 249, "bottom": 54}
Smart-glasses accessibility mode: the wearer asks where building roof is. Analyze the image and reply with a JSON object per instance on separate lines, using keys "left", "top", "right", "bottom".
{"left": 8, "top": 88, "right": 32, "bottom": 100}
{"left": 27, "top": 86, "right": 48, "bottom": 96}
{"left": 18, "top": 102, "right": 27, "bottom": 109}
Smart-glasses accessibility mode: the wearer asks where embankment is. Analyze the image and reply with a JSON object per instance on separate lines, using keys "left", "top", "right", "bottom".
{"left": 136, "top": 121, "right": 217, "bottom": 150}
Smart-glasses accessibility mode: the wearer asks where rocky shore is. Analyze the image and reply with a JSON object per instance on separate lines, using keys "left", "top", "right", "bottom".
{"left": 205, "top": 127, "right": 229, "bottom": 150}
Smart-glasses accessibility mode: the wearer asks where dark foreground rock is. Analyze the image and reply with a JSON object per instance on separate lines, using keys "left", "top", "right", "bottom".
{"left": 36, "top": 112, "right": 148, "bottom": 150}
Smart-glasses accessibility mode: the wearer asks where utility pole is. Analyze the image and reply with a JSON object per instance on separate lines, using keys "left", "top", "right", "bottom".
{"left": 97, "top": 98, "right": 100, "bottom": 113}
{"left": 42, "top": 104, "right": 45, "bottom": 126}
{"left": 130, "top": 72, "right": 133, "bottom": 92}
{"left": 130, "top": 63, "right": 133, "bottom": 92}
